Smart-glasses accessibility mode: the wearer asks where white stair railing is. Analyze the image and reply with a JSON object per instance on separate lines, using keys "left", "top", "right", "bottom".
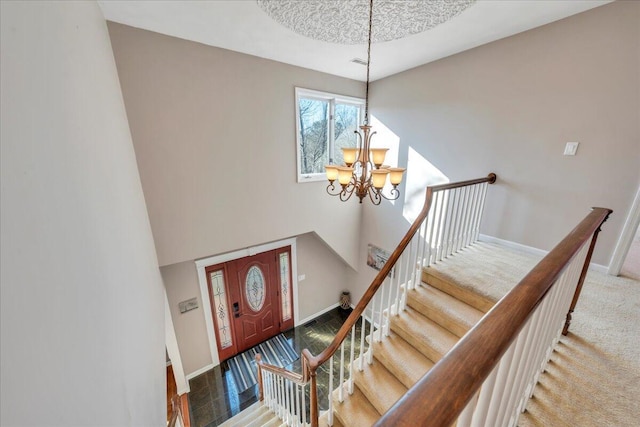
{"left": 257, "top": 355, "right": 310, "bottom": 427}
{"left": 376, "top": 207, "right": 612, "bottom": 427}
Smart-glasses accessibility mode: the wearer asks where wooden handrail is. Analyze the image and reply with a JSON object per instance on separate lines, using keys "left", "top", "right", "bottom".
{"left": 375, "top": 207, "right": 612, "bottom": 427}
{"left": 257, "top": 357, "right": 306, "bottom": 385}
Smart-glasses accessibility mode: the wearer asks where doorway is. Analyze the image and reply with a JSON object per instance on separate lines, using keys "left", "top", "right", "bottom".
{"left": 205, "top": 246, "right": 294, "bottom": 362}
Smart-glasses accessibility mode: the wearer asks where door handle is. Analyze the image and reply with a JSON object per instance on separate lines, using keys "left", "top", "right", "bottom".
{"left": 233, "top": 302, "right": 241, "bottom": 318}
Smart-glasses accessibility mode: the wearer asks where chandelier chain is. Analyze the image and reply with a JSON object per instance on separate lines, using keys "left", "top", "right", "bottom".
{"left": 364, "top": 0, "right": 373, "bottom": 125}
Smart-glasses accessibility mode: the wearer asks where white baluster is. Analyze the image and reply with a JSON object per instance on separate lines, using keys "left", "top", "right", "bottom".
{"left": 349, "top": 324, "right": 355, "bottom": 394}
{"left": 377, "top": 283, "right": 385, "bottom": 341}
{"left": 328, "top": 355, "right": 334, "bottom": 426}
{"left": 459, "top": 185, "right": 472, "bottom": 251}
{"left": 359, "top": 313, "right": 366, "bottom": 370}
{"left": 456, "top": 390, "right": 479, "bottom": 427}
{"left": 285, "top": 379, "right": 291, "bottom": 425}
{"left": 435, "top": 189, "right": 448, "bottom": 262}
{"left": 302, "top": 382, "right": 307, "bottom": 427}
{"left": 368, "top": 294, "right": 375, "bottom": 364}
{"left": 465, "top": 184, "right": 480, "bottom": 246}
{"left": 483, "top": 342, "right": 517, "bottom": 426}
{"left": 339, "top": 341, "right": 345, "bottom": 402}
{"left": 474, "top": 183, "right": 489, "bottom": 242}
{"left": 469, "top": 365, "right": 499, "bottom": 427}
{"left": 495, "top": 318, "right": 532, "bottom": 426}
{"left": 393, "top": 255, "right": 403, "bottom": 315}
{"left": 294, "top": 383, "right": 300, "bottom": 427}
{"left": 450, "top": 187, "right": 463, "bottom": 254}
{"left": 384, "top": 277, "right": 393, "bottom": 336}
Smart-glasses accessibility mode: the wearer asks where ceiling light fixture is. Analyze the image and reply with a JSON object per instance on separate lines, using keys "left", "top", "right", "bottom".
{"left": 324, "top": 0, "right": 405, "bottom": 204}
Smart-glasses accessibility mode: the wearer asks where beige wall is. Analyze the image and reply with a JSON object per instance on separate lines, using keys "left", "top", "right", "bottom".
{"left": 1, "top": 2, "right": 165, "bottom": 424}
{"left": 163, "top": 233, "right": 350, "bottom": 376}
{"left": 107, "top": 22, "right": 364, "bottom": 269}
{"left": 357, "top": 0, "right": 639, "bottom": 286}
{"left": 296, "top": 233, "right": 351, "bottom": 321}
{"left": 162, "top": 259, "right": 211, "bottom": 375}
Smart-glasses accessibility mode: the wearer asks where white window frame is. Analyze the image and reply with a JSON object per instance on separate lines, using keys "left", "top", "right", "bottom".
{"left": 295, "top": 87, "right": 364, "bottom": 183}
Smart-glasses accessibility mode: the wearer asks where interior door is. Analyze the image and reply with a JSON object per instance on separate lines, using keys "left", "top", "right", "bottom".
{"left": 227, "top": 251, "right": 281, "bottom": 353}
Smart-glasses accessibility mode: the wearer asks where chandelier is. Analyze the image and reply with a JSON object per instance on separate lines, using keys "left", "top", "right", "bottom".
{"left": 324, "top": 0, "right": 405, "bottom": 204}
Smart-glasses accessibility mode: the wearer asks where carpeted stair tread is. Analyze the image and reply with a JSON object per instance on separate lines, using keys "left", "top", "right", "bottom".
{"left": 407, "top": 282, "right": 485, "bottom": 337}
{"left": 261, "top": 416, "right": 283, "bottom": 427}
{"left": 245, "top": 407, "right": 277, "bottom": 427}
{"left": 423, "top": 241, "right": 541, "bottom": 312}
{"left": 319, "top": 411, "right": 344, "bottom": 427}
{"left": 370, "top": 332, "right": 434, "bottom": 389}
{"left": 352, "top": 356, "right": 407, "bottom": 414}
{"left": 219, "top": 402, "right": 266, "bottom": 427}
{"left": 390, "top": 305, "right": 459, "bottom": 363}
{"left": 332, "top": 383, "right": 381, "bottom": 427}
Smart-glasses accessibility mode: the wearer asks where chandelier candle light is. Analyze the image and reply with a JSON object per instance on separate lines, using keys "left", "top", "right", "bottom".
{"left": 324, "top": 0, "right": 405, "bottom": 204}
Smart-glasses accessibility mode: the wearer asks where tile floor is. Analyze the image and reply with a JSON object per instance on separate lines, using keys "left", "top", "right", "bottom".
{"left": 187, "top": 307, "right": 368, "bottom": 427}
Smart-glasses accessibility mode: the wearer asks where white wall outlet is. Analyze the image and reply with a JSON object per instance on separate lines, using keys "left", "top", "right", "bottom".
{"left": 298, "top": 274, "right": 306, "bottom": 281}
{"left": 564, "top": 142, "right": 580, "bottom": 156}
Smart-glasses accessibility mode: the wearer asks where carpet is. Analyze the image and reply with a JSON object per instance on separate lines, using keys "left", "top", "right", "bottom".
{"left": 428, "top": 241, "right": 640, "bottom": 426}
{"left": 228, "top": 334, "right": 299, "bottom": 393}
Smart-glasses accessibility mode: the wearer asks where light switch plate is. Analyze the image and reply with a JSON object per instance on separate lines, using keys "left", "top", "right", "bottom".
{"left": 564, "top": 142, "right": 579, "bottom": 156}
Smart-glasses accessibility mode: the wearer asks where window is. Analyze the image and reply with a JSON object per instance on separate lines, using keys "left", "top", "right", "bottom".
{"left": 295, "top": 87, "right": 364, "bottom": 182}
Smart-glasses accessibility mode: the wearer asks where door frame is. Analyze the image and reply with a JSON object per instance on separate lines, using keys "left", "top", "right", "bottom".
{"left": 609, "top": 184, "right": 640, "bottom": 275}
{"left": 195, "top": 237, "right": 299, "bottom": 367}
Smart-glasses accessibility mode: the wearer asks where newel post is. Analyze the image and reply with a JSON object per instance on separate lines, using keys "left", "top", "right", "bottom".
{"left": 255, "top": 354, "right": 264, "bottom": 401}
{"left": 563, "top": 208, "right": 611, "bottom": 335}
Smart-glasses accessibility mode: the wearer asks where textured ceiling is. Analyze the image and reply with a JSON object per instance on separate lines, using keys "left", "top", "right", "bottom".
{"left": 256, "top": 0, "right": 476, "bottom": 44}
{"left": 98, "top": 0, "right": 611, "bottom": 82}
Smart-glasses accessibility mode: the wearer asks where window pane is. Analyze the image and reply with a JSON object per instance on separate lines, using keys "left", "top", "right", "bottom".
{"left": 245, "top": 265, "right": 266, "bottom": 312}
{"left": 298, "top": 97, "right": 329, "bottom": 174}
{"left": 333, "top": 103, "right": 359, "bottom": 166}
{"left": 210, "top": 270, "right": 233, "bottom": 349}
{"left": 279, "top": 252, "right": 291, "bottom": 322}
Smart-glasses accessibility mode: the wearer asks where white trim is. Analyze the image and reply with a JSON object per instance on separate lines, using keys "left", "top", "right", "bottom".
{"left": 298, "top": 302, "right": 341, "bottom": 326}
{"left": 479, "top": 234, "right": 547, "bottom": 257}
{"left": 165, "top": 293, "right": 190, "bottom": 394}
{"left": 195, "top": 237, "right": 298, "bottom": 368}
{"left": 589, "top": 263, "right": 608, "bottom": 274}
{"left": 186, "top": 363, "right": 215, "bottom": 381}
{"left": 479, "top": 234, "right": 608, "bottom": 273}
{"left": 294, "top": 87, "right": 365, "bottom": 183}
{"left": 609, "top": 185, "right": 640, "bottom": 276}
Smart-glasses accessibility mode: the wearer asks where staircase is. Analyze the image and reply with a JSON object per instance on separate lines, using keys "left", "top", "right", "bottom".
{"left": 331, "top": 275, "right": 486, "bottom": 427}
{"left": 223, "top": 242, "right": 541, "bottom": 427}
{"left": 219, "top": 173, "right": 608, "bottom": 427}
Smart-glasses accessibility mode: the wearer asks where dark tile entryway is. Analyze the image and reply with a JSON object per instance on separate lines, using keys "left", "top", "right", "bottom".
{"left": 187, "top": 307, "right": 368, "bottom": 427}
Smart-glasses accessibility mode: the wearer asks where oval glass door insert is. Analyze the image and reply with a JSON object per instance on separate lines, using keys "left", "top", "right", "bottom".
{"left": 245, "top": 265, "right": 266, "bottom": 312}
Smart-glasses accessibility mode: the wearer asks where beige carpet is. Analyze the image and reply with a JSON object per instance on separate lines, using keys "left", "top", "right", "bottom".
{"left": 428, "top": 241, "right": 541, "bottom": 304}
{"left": 429, "top": 242, "right": 640, "bottom": 426}
{"left": 517, "top": 270, "right": 640, "bottom": 426}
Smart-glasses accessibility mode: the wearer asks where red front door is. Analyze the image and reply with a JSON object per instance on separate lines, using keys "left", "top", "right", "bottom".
{"left": 227, "top": 251, "right": 280, "bottom": 352}
{"left": 205, "top": 246, "right": 294, "bottom": 361}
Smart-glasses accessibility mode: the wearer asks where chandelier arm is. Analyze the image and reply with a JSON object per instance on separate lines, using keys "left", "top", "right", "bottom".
{"left": 339, "top": 186, "right": 356, "bottom": 202}
{"left": 367, "top": 186, "right": 382, "bottom": 205}
{"left": 326, "top": 182, "right": 341, "bottom": 196}
{"left": 377, "top": 186, "right": 401, "bottom": 201}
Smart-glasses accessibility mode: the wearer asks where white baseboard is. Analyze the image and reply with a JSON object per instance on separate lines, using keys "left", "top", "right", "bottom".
{"left": 297, "top": 302, "right": 340, "bottom": 326}
{"left": 186, "top": 363, "right": 214, "bottom": 381}
{"left": 479, "top": 234, "right": 548, "bottom": 257}
{"left": 479, "top": 234, "right": 609, "bottom": 274}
